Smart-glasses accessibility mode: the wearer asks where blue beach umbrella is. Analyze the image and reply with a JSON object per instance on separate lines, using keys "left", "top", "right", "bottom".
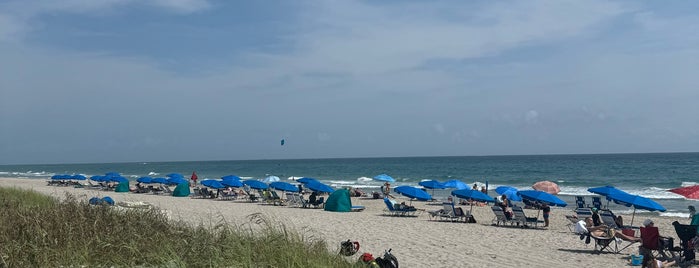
{"left": 137, "top": 177, "right": 153, "bottom": 183}
{"left": 152, "top": 177, "right": 169, "bottom": 184}
{"left": 589, "top": 185, "right": 665, "bottom": 226}
{"left": 110, "top": 176, "right": 128, "bottom": 183}
{"left": 201, "top": 179, "right": 225, "bottom": 189}
{"left": 373, "top": 174, "right": 396, "bottom": 183}
{"left": 51, "top": 174, "right": 69, "bottom": 180}
{"left": 588, "top": 185, "right": 632, "bottom": 209}
{"left": 394, "top": 186, "right": 432, "bottom": 201}
{"left": 297, "top": 177, "right": 320, "bottom": 184}
{"left": 419, "top": 180, "right": 445, "bottom": 189}
{"left": 495, "top": 186, "right": 522, "bottom": 202}
{"left": 452, "top": 189, "right": 496, "bottom": 212}
{"left": 517, "top": 190, "right": 567, "bottom": 207}
{"left": 167, "top": 177, "right": 188, "bottom": 185}
{"left": 221, "top": 179, "right": 243, "bottom": 188}
{"left": 71, "top": 174, "right": 87, "bottom": 180}
{"left": 243, "top": 180, "right": 269, "bottom": 190}
{"left": 305, "top": 181, "right": 335, "bottom": 193}
{"left": 90, "top": 175, "right": 105, "bottom": 182}
{"left": 221, "top": 175, "right": 242, "bottom": 181}
{"left": 443, "top": 179, "right": 469, "bottom": 190}
{"left": 166, "top": 173, "right": 184, "bottom": 179}
{"left": 270, "top": 181, "right": 299, "bottom": 192}
{"left": 451, "top": 189, "right": 495, "bottom": 203}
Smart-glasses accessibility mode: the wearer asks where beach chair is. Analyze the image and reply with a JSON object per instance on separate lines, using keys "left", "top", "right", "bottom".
{"left": 285, "top": 192, "right": 301, "bottom": 207}
{"left": 428, "top": 202, "right": 452, "bottom": 221}
{"left": 383, "top": 198, "right": 417, "bottom": 217}
{"left": 574, "top": 207, "right": 593, "bottom": 219}
{"left": 511, "top": 206, "right": 542, "bottom": 228}
{"left": 565, "top": 215, "right": 580, "bottom": 232}
{"left": 438, "top": 202, "right": 467, "bottom": 222}
{"left": 639, "top": 226, "right": 674, "bottom": 261}
{"left": 591, "top": 196, "right": 603, "bottom": 210}
{"left": 491, "top": 206, "right": 514, "bottom": 226}
{"left": 671, "top": 221, "right": 698, "bottom": 264}
{"left": 575, "top": 196, "right": 587, "bottom": 209}
{"left": 599, "top": 209, "right": 619, "bottom": 229}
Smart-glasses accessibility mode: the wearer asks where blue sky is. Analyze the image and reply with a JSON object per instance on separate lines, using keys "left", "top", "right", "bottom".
{"left": 1, "top": 0, "right": 698, "bottom": 164}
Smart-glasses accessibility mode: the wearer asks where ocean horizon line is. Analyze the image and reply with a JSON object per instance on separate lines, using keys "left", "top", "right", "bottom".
{"left": 3, "top": 151, "right": 698, "bottom": 166}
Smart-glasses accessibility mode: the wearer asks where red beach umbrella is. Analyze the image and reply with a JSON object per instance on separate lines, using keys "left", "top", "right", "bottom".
{"left": 532, "top": 180, "right": 560, "bottom": 195}
{"left": 669, "top": 185, "right": 699, "bottom": 200}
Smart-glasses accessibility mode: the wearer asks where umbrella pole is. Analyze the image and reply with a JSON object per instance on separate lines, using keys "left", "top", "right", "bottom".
{"left": 630, "top": 207, "right": 636, "bottom": 227}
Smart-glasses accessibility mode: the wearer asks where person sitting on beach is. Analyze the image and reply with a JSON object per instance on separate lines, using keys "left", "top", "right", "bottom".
{"left": 309, "top": 191, "right": 318, "bottom": 205}
{"left": 395, "top": 201, "right": 415, "bottom": 210}
{"left": 575, "top": 217, "right": 640, "bottom": 242}
{"left": 591, "top": 207, "right": 603, "bottom": 226}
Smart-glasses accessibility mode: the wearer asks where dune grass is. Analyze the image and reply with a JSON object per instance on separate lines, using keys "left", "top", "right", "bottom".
{"left": 0, "top": 187, "right": 358, "bottom": 267}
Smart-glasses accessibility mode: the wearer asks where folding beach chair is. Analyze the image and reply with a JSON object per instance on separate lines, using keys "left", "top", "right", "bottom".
{"left": 672, "top": 221, "right": 698, "bottom": 264}
{"left": 575, "top": 196, "right": 587, "bottom": 209}
{"left": 639, "top": 226, "right": 674, "bottom": 261}
{"left": 512, "top": 206, "right": 543, "bottom": 228}
{"left": 383, "top": 198, "right": 417, "bottom": 217}
{"left": 591, "top": 196, "right": 602, "bottom": 210}
{"left": 491, "top": 206, "right": 515, "bottom": 226}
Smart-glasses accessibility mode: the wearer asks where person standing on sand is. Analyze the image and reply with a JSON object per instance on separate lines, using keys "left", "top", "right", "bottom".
{"left": 383, "top": 182, "right": 391, "bottom": 196}
{"left": 542, "top": 203, "right": 551, "bottom": 227}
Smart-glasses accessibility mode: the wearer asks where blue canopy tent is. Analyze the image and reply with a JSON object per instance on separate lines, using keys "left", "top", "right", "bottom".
{"left": 588, "top": 185, "right": 666, "bottom": 226}
{"left": 243, "top": 180, "right": 269, "bottom": 190}
{"left": 305, "top": 181, "right": 335, "bottom": 193}
{"left": 270, "top": 181, "right": 299, "bottom": 192}
{"left": 394, "top": 185, "right": 432, "bottom": 205}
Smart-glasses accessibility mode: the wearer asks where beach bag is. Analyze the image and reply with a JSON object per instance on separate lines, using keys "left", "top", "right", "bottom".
{"left": 375, "top": 249, "right": 398, "bottom": 268}
{"left": 340, "top": 240, "right": 360, "bottom": 256}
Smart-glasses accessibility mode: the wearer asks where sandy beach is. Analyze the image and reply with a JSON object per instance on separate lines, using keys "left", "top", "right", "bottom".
{"left": 0, "top": 177, "right": 686, "bottom": 267}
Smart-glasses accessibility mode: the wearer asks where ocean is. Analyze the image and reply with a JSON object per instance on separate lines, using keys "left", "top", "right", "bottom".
{"left": 2, "top": 152, "right": 698, "bottom": 219}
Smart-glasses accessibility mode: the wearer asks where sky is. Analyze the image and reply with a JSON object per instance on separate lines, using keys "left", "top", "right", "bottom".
{"left": 1, "top": 0, "right": 698, "bottom": 165}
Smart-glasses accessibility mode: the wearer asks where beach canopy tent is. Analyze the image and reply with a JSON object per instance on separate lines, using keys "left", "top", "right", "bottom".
{"left": 325, "top": 189, "right": 352, "bottom": 212}
{"left": 442, "top": 179, "right": 469, "bottom": 190}
{"left": 297, "top": 177, "right": 320, "bottom": 184}
{"left": 115, "top": 182, "right": 130, "bottom": 193}
{"left": 173, "top": 183, "right": 190, "bottom": 197}
{"left": 532, "top": 181, "right": 561, "bottom": 195}
{"left": 669, "top": 185, "right": 699, "bottom": 200}
{"left": 495, "top": 186, "right": 522, "bottom": 202}
{"left": 270, "top": 181, "right": 299, "bottom": 192}
{"left": 373, "top": 174, "right": 396, "bottom": 183}
{"left": 394, "top": 186, "right": 432, "bottom": 201}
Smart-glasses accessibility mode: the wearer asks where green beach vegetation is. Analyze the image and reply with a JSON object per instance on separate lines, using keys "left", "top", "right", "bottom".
{"left": 0, "top": 187, "right": 357, "bottom": 267}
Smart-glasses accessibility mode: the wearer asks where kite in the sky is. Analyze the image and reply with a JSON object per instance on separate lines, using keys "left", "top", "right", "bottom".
{"left": 281, "top": 139, "right": 285, "bottom": 146}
